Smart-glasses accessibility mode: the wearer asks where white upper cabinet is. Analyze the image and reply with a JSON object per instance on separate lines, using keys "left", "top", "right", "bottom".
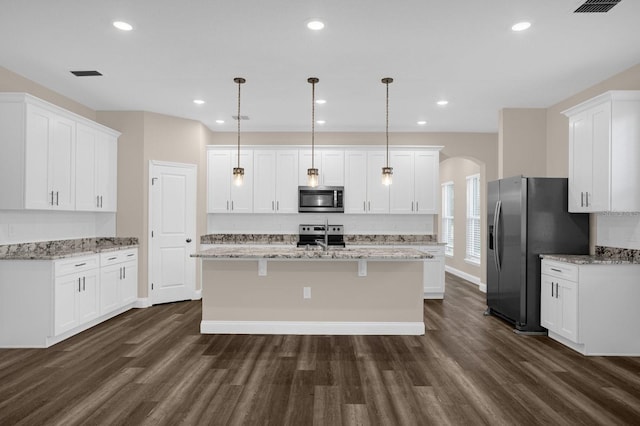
{"left": 389, "top": 150, "right": 439, "bottom": 215}
{"left": 75, "top": 123, "right": 118, "bottom": 212}
{"left": 253, "top": 150, "right": 299, "bottom": 213}
{"left": 344, "top": 150, "right": 389, "bottom": 214}
{"left": 563, "top": 90, "right": 640, "bottom": 212}
{"left": 298, "top": 149, "right": 344, "bottom": 186}
{"left": 0, "top": 93, "right": 120, "bottom": 211}
{"left": 207, "top": 149, "right": 253, "bottom": 213}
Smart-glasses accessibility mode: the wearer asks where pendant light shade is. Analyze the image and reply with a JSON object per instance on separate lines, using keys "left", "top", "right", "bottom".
{"left": 307, "top": 77, "right": 320, "bottom": 187}
{"left": 233, "top": 77, "right": 246, "bottom": 186}
{"left": 381, "top": 77, "right": 393, "bottom": 186}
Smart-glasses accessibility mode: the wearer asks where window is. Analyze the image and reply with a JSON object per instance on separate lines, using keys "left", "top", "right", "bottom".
{"left": 466, "top": 174, "right": 481, "bottom": 264}
{"left": 441, "top": 181, "right": 454, "bottom": 256}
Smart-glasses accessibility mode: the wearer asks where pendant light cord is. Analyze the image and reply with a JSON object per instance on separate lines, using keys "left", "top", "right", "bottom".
{"left": 311, "top": 79, "right": 316, "bottom": 169}
{"left": 237, "top": 79, "right": 242, "bottom": 169}
{"left": 385, "top": 80, "right": 389, "bottom": 168}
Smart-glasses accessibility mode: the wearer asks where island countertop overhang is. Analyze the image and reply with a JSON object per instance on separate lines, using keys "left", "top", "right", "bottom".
{"left": 191, "top": 246, "right": 433, "bottom": 260}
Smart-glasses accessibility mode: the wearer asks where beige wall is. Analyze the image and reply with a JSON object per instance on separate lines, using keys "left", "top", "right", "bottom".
{"left": 0, "top": 66, "right": 96, "bottom": 121}
{"left": 499, "top": 108, "right": 547, "bottom": 178}
{"left": 440, "top": 158, "right": 484, "bottom": 283}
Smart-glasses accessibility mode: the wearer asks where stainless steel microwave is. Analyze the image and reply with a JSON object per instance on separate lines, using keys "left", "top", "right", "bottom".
{"left": 298, "top": 186, "right": 344, "bottom": 213}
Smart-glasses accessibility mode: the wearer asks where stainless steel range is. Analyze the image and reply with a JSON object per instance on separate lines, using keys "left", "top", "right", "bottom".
{"left": 297, "top": 224, "right": 345, "bottom": 248}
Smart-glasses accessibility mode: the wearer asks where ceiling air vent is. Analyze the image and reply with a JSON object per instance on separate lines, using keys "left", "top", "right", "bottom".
{"left": 70, "top": 70, "right": 103, "bottom": 77}
{"left": 232, "top": 115, "right": 250, "bottom": 120}
{"left": 574, "top": 0, "right": 621, "bottom": 13}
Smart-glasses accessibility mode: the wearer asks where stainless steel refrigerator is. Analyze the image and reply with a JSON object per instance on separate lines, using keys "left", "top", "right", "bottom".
{"left": 486, "top": 176, "right": 589, "bottom": 334}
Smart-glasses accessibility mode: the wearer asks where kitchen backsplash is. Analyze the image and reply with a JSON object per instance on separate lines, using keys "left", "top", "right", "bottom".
{"left": 0, "top": 210, "right": 116, "bottom": 245}
{"left": 596, "top": 213, "right": 640, "bottom": 250}
{"left": 595, "top": 245, "right": 640, "bottom": 262}
{"left": 207, "top": 213, "right": 435, "bottom": 235}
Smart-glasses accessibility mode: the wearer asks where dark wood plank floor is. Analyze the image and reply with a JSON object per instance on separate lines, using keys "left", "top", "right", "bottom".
{"left": 1, "top": 273, "right": 640, "bottom": 425}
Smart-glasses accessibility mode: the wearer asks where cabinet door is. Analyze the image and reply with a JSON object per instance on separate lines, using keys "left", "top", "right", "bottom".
{"left": 344, "top": 151, "right": 368, "bottom": 213}
{"left": 253, "top": 151, "right": 277, "bottom": 213}
{"left": 49, "top": 115, "right": 76, "bottom": 210}
{"left": 321, "top": 150, "right": 344, "bottom": 186}
{"left": 414, "top": 151, "right": 438, "bottom": 214}
{"left": 568, "top": 112, "right": 592, "bottom": 212}
{"left": 589, "top": 102, "right": 611, "bottom": 212}
{"left": 389, "top": 152, "right": 414, "bottom": 214}
{"left": 207, "top": 150, "right": 231, "bottom": 213}
{"left": 557, "top": 278, "right": 579, "bottom": 343}
{"left": 54, "top": 273, "right": 80, "bottom": 335}
{"left": 119, "top": 261, "right": 138, "bottom": 306}
{"left": 100, "top": 264, "right": 120, "bottom": 314}
{"left": 75, "top": 124, "right": 98, "bottom": 211}
{"left": 540, "top": 274, "right": 557, "bottom": 331}
{"left": 367, "top": 152, "right": 390, "bottom": 213}
{"left": 78, "top": 271, "right": 99, "bottom": 324}
{"left": 229, "top": 151, "right": 253, "bottom": 213}
{"left": 275, "top": 150, "right": 299, "bottom": 213}
{"left": 96, "top": 132, "right": 118, "bottom": 212}
{"left": 24, "top": 105, "right": 53, "bottom": 210}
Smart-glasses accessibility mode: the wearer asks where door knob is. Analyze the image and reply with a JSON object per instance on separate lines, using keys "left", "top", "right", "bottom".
{"left": 186, "top": 238, "right": 192, "bottom": 243}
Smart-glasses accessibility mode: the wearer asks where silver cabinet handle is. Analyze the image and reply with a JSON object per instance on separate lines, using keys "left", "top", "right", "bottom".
{"left": 97, "top": 195, "right": 100, "bottom": 208}
{"left": 226, "top": 200, "right": 229, "bottom": 210}
{"left": 100, "top": 196, "right": 103, "bottom": 208}
{"left": 555, "top": 283, "right": 559, "bottom": 299}
{"left": 550, "top": 268, "right": 562, "bottom": 273}
{"left": 272, "top": 201, "right": 275, "bottom": 211}
{"left": 277, "top": 201, "right": 279, "bottom": 211}
{"left": 416, "top": 202, "right": 419, "bottom": 212}
{"left": 75, "top": 262, "right": 86, "bottom": 267}
{"left": 585, "top": 192, "right": 589, "bottom": 207}
{"left": 581, "top": 192, "right": 584, "bottom": 207}
{"left": 78, "top": 278, "right": 81, "bottom": 292}
{"left": 56, "top": 192, "right": 59, "bottom": 206}
{"left": 120, "top": 267, "right": 123, "bottom": 280}
{"left": 551, "top": 281, "right": 554, "bottom": 298}
{"left": 231, "top": 201, "right": 234, "bottom": 210}
{"left": 83, "top": 276, "right": 85, "bottom": 291}
{"left": 123, "top": 266, "right": 126, "bottom": 279}
{"left": 368, "top": 201, "right": 371, "bottom": 211}
{"left": 51, "top": 191, "right": 54, "bottom": 205}
{"left": 363, "top": 201, "right": 366, "bottom": 212}
{"left": 108, "top": 256, "right": 117, "bottom": 261}
{"left": 411, "top": 201, "right": 414, "bottom": 211}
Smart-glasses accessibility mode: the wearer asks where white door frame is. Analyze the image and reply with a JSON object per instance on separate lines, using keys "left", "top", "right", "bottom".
{"left": 147, "top": 160, "right": 198, "bottom": 304}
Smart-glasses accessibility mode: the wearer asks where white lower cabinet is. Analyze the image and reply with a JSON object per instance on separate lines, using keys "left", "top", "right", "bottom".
{"left": 0, "top": 248, "right": 138, "bottom": 348}
{"left": 420, "top": 245, "right": 445, "bottom": 299}
{"left": 540, "top": 258, "right": 640, "bottom": 356}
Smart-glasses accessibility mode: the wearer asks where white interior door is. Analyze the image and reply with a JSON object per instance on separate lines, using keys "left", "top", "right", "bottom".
{"left": 149, "top": 161, "right": 197, "bottom": 305}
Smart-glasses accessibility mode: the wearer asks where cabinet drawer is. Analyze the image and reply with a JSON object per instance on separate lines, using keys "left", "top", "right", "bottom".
{"left": 99, "top": 248, "right": 138, "bottom": 266}
{"left": 55, "top": 255, "right": 99, "bottom": 276}
{"left": 542, "top": 260, "right": 578, "bottom": 281}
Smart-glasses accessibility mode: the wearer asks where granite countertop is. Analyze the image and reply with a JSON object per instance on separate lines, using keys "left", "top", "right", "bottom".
{"left": 0, "top": 237, "right": 139, "bottom": 260}
{"left": 192, "top": 246, "right": 432, "bottom": 260}
{"left": 200, "top": 233, "right": 443, "bottom": 246}
{"left": 540, "top": 254, "right": 640, "bottom": 265}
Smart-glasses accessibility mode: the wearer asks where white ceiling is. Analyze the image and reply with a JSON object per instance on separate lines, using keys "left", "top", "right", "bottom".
{"left": 1, "top": 0, "right": 639, "bottom": 133}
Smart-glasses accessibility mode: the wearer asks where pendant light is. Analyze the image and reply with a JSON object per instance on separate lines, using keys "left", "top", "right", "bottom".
{"left": 232, "top": 77, "right": 246, "bottom": 186}
{"left": 381, "top": 77, "right": 394, "bottom": 186}
{"left": 307, "top": 77, "right": 320, "bottom": 187}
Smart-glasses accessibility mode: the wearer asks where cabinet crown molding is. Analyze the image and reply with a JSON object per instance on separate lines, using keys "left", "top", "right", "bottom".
{"left": 562, "top": 90, "right": 640, "bottom": 117}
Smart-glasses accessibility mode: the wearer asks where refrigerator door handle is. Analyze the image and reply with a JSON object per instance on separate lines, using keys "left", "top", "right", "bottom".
{"left": 493, "top": 200, "right": 502, "bottom": 272}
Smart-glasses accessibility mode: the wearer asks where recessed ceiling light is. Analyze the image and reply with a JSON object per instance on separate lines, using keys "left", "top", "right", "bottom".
{"left": 417, "top": 121, "right": 427, "bottom": 125}
{"left": 307, "top": 20, "right": 325, "bottom": 30}
{"left": 193, "top": 99, "right": 205, "bottom": 105}
{"left": 511, "top": 21, "right": 531, "bottom": 32}
{"left": 315, "top": 99, "right": 327, "bottom": 104}
{"left": 215, "top": 120, "right": 225, "bottom": 124}
{"left": 113, "top": 21, "right": 133, "bottom": 31}
{"left": 316, "top": 120, "right": 326, "bottom": 124}
{"left": 437, "top": 100, "right": 449, "bottom": 106}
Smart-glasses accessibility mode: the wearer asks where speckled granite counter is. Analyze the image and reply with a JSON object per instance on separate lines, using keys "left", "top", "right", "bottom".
{"left": 541, "top": 245, "right": 640, "bottom": 265}
{"left": 0, "top": 237, "right": 139, "bottom": 260}
{"left": 200, "top": 233, "right": 442, "bottom": 246}
{"left": 193, "top": 246, "right": 431, "bottom": 260}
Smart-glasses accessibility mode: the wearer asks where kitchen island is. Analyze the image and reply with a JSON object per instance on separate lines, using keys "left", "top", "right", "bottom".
{"left": 192, "top": 246, "right": 431, "bottom": 335}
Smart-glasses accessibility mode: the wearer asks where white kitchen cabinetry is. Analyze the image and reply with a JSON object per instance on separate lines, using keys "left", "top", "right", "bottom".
{"left": 344, "top": 150, "right": 389, "bottom": 214}
{"left": 54, "top": 255, "right": 100, "bottom": 336}
{"left": 389, "top": 151, "right": 438, "bottom": 214}
{"left": 298, "top": 149, "right": 344, "bottom": 186}
{"left": 75, "top": 123, "right": 118, "bottom": 211}
{"left": 0, "top": 248, "right": 139, "bottom": 348}
{"left": 540, "top": 258, "right": 640, "bottom": 355}
{"left": 563, "top": 91, "right": 640, "bottom": 212}
{"left": 100, "top": 249, "right": 138, "bottom": 314}
{"left": 0, "top": 93, "right": 120, "bottom": 211}
{"left": 254, "top": 150, "right": 299, "bottom": 213}
{"left": 420, "top": 245, "right": 445, "bottom": 299}
{"left": 207, "top": 149, "right": 253, "bottom": 213}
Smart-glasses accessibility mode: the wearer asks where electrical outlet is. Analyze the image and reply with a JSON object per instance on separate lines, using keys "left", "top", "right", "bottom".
{"left": 303, "top": 286, "right": 311, "bottom": 299}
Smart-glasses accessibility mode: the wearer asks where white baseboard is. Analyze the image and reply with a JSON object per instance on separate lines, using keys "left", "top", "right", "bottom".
{"left": 445, "top": 265, "right": 486, "bottom": 292}
{"left": 200, "top": 320, "right": 425, "bottom": 335}
{"left": 134, "top": 298, "right": 152, "bottom": 308}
